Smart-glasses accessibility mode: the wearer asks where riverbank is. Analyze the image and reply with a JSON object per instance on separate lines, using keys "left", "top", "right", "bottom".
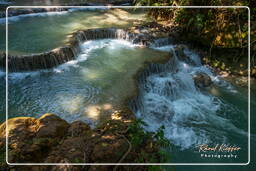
{"left": 0, "top": 111, "right": 169, "bottom": 170}
{"left": 195, "top": 46, "right": 253, "bottom": 87}
{"left": 168, "top": 27, "right": 255, "bottom": 85}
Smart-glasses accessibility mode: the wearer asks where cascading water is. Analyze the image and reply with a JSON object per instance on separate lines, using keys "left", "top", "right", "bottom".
{"left": 130, "top": 44, "right": 249, "bottom": 163}
{"left": 1, "top": 27, "right": 152, "bottom": 72}
{"left": 0, "top": 8, "right": 147, "bottom": 54}
{"left": 0, "top": 38, "right": 170, "bottom": 126}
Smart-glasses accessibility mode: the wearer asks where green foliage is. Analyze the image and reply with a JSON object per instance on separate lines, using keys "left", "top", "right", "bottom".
{"left": 127, "top": 119, "right": 151, "bottom": 147}
{"left": 134, "top": 0, "right": 252, "bottom": 49}
{"left": 154, "top": 125, "right": 171, "bottom": 148}
{"left": 127, "top": 119, "right": 172, "bottom": 164}
{"left": 73, "top": 158, "right": 83, "bottom": 163}
{"left": 128, "top": 119, "right": 171, "bottom": 149}
{"left": 134, "top": 0, "right": 174, "bottom": 6}
{"left": 148, "top": 165, "right": 167, "bottom": 171}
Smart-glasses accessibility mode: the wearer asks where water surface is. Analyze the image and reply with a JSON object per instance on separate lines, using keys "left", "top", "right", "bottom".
{"left": 0, "top": 8, "right": 147, "bottom": 54}
{"left": 0, "top": 39, "right": 169, "bottom": 125}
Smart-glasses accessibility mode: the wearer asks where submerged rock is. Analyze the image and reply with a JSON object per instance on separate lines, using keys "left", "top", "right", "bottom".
{"left": 193, "top": 73, "right": 212, "bottom": 88}
{"left": 174, "top": 45, "right": 188, "bottom": 61}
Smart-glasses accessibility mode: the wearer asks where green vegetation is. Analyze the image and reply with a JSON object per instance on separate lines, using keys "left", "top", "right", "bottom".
{"left": 134, "top": 0, "right": 253, "bottom": 47}
{"left": 127, "top": 119, "right": 171, "bottom": 170}
{"left": 134, "top": 0, "right": 256, "bottom": 75}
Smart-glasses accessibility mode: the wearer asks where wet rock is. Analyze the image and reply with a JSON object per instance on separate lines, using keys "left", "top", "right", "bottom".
{"left": 0, "top": 117, "right": 37, "bottom": 146}
{"left": 0, "top": 114, "right": 69, "bottom": 163}
{"left": 36, "top": 113, "right": 69, "bottom": 138}
{"left": 5, "top": 47, "right": 76, "bottom": 72}
{"left": 68, "top": 121, "right": 90, "bottom": 137}
{"left": 45, "top": 137, "right": 89, "bottom": 163}
{"left": 90, "top": 136, "right": 128, "bottom": 163}
{"left": 133, "top": 33, "right": 153, "bottom": 46}
{"left": 193, "top": 73, "right": 212, "bottom": 88}
{"left": 0, "top": 108, "right": 161, "bottom": 171}
{"left": 251, "top": 67, "right": 256, "bottom": 77}
{"left": 174, "top": 45, "right": 189, "bottom": 62}
{"left": 0, "top": 53, "right": 5, "bottom": 68}
{"left": 45, "top": 165, "right": 83, "bottom": 171}
{"left": 0, "top": 112, "right": 130, "bottom": 164}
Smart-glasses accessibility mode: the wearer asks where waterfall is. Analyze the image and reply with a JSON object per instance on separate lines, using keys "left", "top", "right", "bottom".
{"left": 75, "top": 28, "right": 135, "bottom": 43}
{"left": 1, "top": 16, "right": 175, "bottom": 73}
{"left": 2, "top": 27, "right": 156, "bottom": 72}
{"left": 130, "top": 45, "right": 247, "bottom": 150}
{"left": 1, "top": 29, "right": 125, "bottom": 72}
{"left": 2, "top": 47, "right": 76, "bottom": 72}
{"left": 150, "top": 37, "right": 173, "bottom": 48}
{"left": 74, "top": 28, "right": 155, "bottom": 47}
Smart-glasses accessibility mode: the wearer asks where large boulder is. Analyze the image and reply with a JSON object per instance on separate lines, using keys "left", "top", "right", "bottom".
{"left": 36, "top": 113, "right": 69, "bottom": 138}
{"left": 0, "top": 113, "right": 131, "bottom": 165}
{"left": 67, "top": 120, "right": 90, "bottom": 137}
{"left": 0, "top": 113, "right": 69, "bottom": 163}
{"left": 0, "top": 108, "right": 160, "bottom": 170}
{"left": 174, "top": 45, "right": 188, "bottom": 62}
{"left": 193, "top": 73, "right": 213, "bottom": 88}
{"left": 45, "top": 137, "right": 90, "bottom": 163}
{"left": 90, "top": 134, "right": 128, "bottom": 163}
{"left": 0, "top": 117, "right": 37, "bottom": 146}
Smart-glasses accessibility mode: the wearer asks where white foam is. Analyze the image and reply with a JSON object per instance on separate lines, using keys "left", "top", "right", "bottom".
{"left": 151, "top": 45, "right": 174, "bottom": 52}
{"left": 184, "top": 48, "right": 201, "bottom": 66}
{"left": 134, "top": 44, "right": 245, "bottom": 149}
{"left": 67, "top": 7, "right": 108, "bottom": 12}
{"left": 8, "top": 71, "right": 40, "bottom": 81}
{"left": 166, "top": 126, "right": 210, "bottom": 149}
{"left": 54, "top": 39, "right": 137, "bottom": 73}
{"left": 212, "top": 76, "right": 238, "bottom": 93}
{"left": 80, "top": 39, "right": 138, "bottom": 51}
{"left": 4, "top": 39, "right": 137, "bottom": 79}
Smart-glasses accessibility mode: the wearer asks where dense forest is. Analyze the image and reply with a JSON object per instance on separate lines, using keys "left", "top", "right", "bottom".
{"left": 134, "top": 0, "right": 255, "bottom": 75}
